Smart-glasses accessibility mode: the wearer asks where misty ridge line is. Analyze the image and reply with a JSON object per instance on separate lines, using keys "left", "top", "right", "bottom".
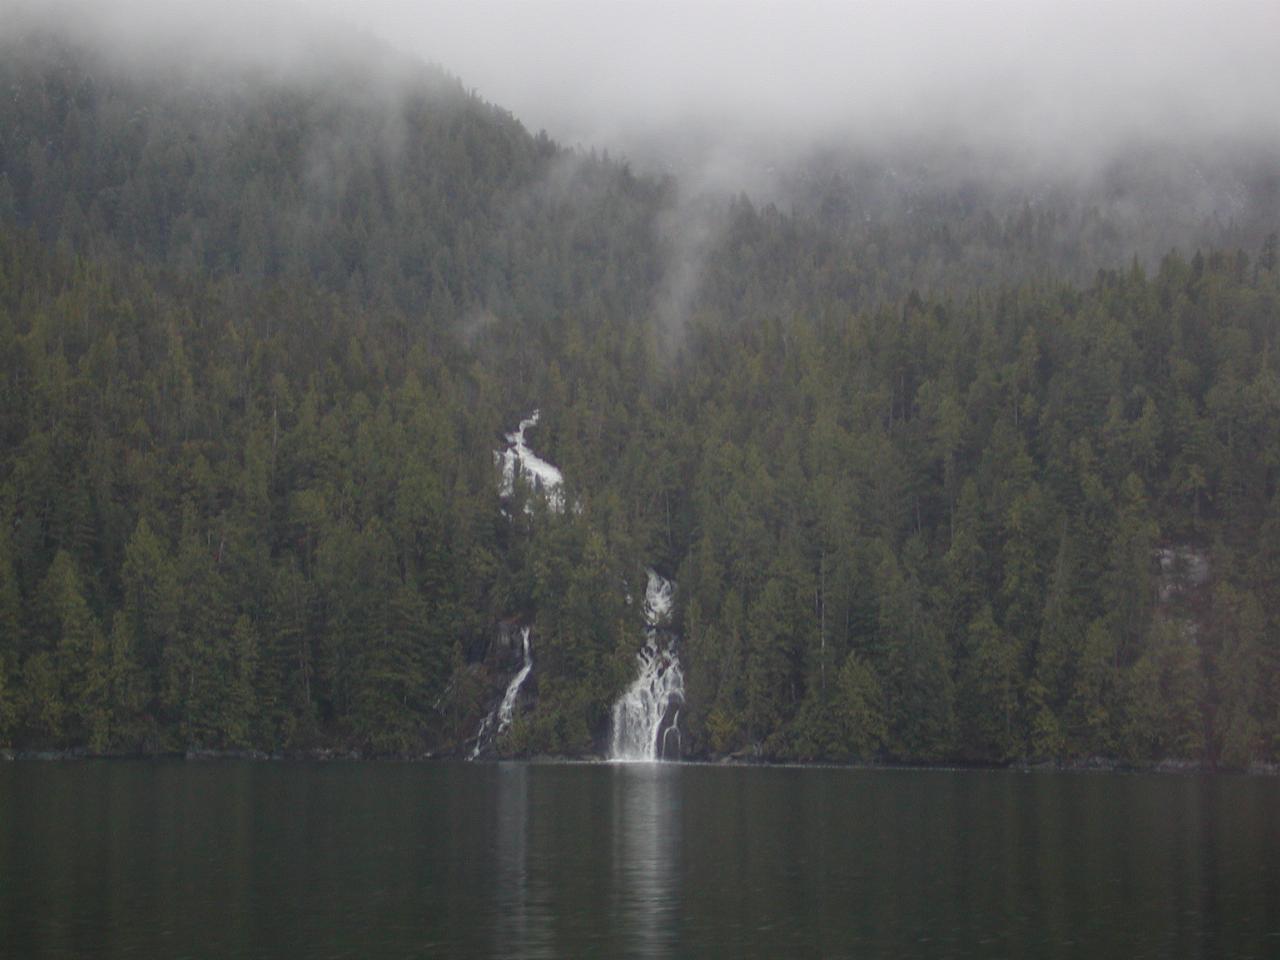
{"left": 2, "top": 0, "right": 1278, "bottom": 339}
{"left": 7, "top": 0, "right": 1280, "bottom": 168}
{"left": 318, "top": 0, "right": 1280, "bottom": 175}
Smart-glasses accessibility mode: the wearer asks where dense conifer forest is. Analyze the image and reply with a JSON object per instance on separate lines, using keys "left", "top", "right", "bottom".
{"left": 2, "top": 21, "right": 1280, "bottom": 768}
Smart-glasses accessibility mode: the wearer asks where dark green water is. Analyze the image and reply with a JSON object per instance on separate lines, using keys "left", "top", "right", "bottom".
{"left": 2, "top": 761, "right": 1279, "bottom": 958}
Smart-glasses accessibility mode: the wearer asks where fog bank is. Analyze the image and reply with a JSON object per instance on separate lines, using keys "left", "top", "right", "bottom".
{"left": 305, "top": 1, "right": 1280, "bottom": 176}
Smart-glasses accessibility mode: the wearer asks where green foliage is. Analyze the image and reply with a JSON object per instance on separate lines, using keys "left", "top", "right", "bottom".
{"left": 40, "top": 550, "right": 109, "bottom": 749}
{"left": 835, "top": 651, "right": 887, "bottom": 760}
{"left": 1213, "top": 584, "right": 1264, "bottom": 770}
{"left": 877, "top": 543, "right": 954, "bottom": 760}
{"left": 959, "top": 605, "right": 1022, "bottom": 761}
{"left": 1124, "top": 619, "right": 1203, "bottom": 764}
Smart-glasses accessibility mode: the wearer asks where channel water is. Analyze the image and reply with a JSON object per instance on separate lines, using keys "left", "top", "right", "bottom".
{"left": 2, "top": 761, "right": 1279, "bottom": 958}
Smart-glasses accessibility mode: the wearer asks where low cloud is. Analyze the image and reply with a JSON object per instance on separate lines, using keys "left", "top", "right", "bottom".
{"left": 300, "top": 0, "right": 1280, "bottom": 180}
{"left": 10, "top": 0, "right": 1277, "bottom": 192}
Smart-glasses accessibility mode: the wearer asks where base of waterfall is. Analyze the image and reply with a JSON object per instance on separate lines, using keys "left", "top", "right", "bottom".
{"left": 609, "top": 570, "right": 684, "bottom": 762}
{"left": 607, "top": 635, "right": 683, "bottom": 761}
{"left": 470, "top": 626, "right": 533, "bottom": 760}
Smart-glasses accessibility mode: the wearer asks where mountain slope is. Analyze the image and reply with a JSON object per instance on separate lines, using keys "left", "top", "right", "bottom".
{"left": 1, "top": 9, "right": 1279, "bottom": 768}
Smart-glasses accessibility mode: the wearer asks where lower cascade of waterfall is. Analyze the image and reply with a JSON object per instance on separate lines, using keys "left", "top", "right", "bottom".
{"left": 609, "top": 571, "right": 685, "bottom": 762}
{"left": 471, "top": 626, "right": 532, "bottom": 760}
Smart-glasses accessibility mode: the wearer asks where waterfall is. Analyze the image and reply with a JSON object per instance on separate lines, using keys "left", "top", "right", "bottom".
{"left": 497, "top": 627, "right": 533, "bottom": 731}
{"left": 471, "top": 627, "right": 533, "bottom": 759}
{"left": 609, "top": 571, "right": 685, "bottom": 762}
{"left": 495, "top": 410, "right": 565, "bottom": 512}
{"left": 609, "top": 634, "right": 684, "bottom": 761}
{"left": 641, "top": 568, "right": 674, "bottom": 626}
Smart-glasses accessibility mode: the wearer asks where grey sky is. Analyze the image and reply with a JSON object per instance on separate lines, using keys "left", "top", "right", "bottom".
{"left": 7, "top": 0, "right": 1279, "bottom": 184}
{"left": 295, "top": 1, "right": 1280, "bottom": 162}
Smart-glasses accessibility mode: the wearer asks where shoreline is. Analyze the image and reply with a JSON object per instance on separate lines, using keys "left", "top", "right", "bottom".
{"left": 3, "top": 747, "right": 1276, "bottom": 776}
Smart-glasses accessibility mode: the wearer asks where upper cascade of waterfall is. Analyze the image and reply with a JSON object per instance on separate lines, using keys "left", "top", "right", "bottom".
{"left": 495, "top": 410, "right": 565, "bottom": 512}
{"left": 642, "top": 569, "right": 674, "bottom": 628}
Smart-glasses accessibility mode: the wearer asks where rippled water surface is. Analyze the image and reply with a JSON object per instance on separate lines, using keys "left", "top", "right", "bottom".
{"left": 2, "top": 761, "right": 1279, "bottom": 958}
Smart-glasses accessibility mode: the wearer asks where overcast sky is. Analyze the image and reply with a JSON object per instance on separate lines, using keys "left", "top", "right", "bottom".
{"left": 291, "top": 1, "right": 1280, "bottom": 162}
{"left": 8, "top": 0, "right": 1280, "bottom": 180}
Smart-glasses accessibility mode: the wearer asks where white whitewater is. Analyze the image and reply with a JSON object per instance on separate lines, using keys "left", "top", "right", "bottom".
{"left": 471, "top": 626, "right": 533, "bottom": 759}
{"left": 641, "top": 568, "right": 674, "bottom": 626}
{"left": 497, "top": 627, "right": 533, "bottom": 731}
{"left": 609, "top": 570, "right": 685, "bottom": 762}
{"left": 495, "top": 410, "right": 565, "bottom": 512}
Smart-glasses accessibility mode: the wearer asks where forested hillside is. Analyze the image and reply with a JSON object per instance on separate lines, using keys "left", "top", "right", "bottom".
{"left": 2, "top": 20, "right": 1279, "bottom": 768}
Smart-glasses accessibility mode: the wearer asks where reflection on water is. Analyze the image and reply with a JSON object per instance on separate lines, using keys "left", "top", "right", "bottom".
{"left": 493, "top": 763, "right": 550, "bottom": 960}
{"left": 2, "top": 762, "right": 1279, "bottom": 958}
{"left": 611, "top": 764, "right": 682, "bottom": 957}
{"left": 491, "top": 762, "right": 683, "bottom": 959}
